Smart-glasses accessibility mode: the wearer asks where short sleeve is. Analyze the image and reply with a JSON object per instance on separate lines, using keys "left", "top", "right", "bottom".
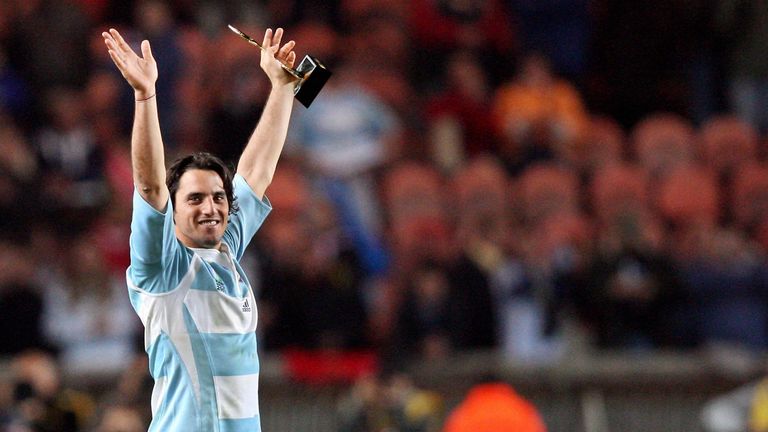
{"left": 222, "top": 174, "right": 272, "bottom": 260}
{"left": 127, "top": 189, "right": 185, "bottom": 292}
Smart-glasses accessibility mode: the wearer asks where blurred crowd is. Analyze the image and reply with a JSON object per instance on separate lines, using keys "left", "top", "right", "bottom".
{"left": 3, "top": 0, "right": 768, "bottom": 430}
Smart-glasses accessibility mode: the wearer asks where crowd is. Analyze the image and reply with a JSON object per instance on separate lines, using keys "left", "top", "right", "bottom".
{"left": 3, "top": 0, "right": 768, "bottom": 430}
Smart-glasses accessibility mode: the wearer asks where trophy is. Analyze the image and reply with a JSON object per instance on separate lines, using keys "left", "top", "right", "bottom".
{"left": 228, "top": 25, "right": 331, "bottom": 108}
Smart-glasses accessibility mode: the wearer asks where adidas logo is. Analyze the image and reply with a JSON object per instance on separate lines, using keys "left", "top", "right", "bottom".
{"left": 242, "top": 299, "right": 251, "bottom": 313}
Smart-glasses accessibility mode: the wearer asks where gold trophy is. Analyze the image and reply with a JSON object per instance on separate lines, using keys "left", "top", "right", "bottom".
{"left": 228, "top": 25, "right": 331, "bottom": 108}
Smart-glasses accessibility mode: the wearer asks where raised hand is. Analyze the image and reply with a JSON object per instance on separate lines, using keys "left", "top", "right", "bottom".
{"left": 102, "top": 28, "right": 158, "bottom": 99}
{"left": 259, "top": 28, "right": 298, "bottom": 88}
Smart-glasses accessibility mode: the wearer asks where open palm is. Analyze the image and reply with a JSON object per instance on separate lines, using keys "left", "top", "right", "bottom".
{"left": 102, "top": 28, "right": 158, "bottom": 96}
{"left": 259, "top": 27, "right": 298, "bottom": 88}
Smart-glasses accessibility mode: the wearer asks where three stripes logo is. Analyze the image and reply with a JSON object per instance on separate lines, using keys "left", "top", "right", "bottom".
{"left": 242, "top": 299, "right": 251, "bottom": 313}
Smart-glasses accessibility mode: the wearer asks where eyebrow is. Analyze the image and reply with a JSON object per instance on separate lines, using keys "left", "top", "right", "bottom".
{"left": 185, "top": 190, "right": 226, "bottom": 199}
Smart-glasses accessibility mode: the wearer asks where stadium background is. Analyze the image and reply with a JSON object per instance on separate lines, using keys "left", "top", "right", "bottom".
{"left": 3, "top": 0, "right": 768, "bottom": 431}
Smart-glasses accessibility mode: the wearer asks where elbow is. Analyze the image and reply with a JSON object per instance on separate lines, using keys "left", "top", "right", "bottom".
{"left": 135, "top": 181, "right": 165, "bottom": 198}
{"left": 135, "top": 181, "right": 169, "bottom": 211}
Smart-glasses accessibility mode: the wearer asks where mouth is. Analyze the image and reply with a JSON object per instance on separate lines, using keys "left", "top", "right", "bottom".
{"left": 198, "top": 219, "right": 221, "bottom": 227}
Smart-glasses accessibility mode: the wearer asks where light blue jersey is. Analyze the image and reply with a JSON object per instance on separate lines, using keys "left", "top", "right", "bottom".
{"left": 126, "top": 174, "right": 270, "bottom": 432}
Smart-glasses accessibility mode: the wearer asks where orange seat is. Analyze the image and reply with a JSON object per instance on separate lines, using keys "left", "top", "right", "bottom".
{"left": 450, "top": 155, "right": 510, "bottom": 211}
{"left": 517, "top": 163, "right": 580, "bottom": 224}
{"left": 590, "top": 163, "right": 649, "bottom": 225}
{"left": 577, "top": 115, "right": 625, "bottom": 173}
{"left": 698, "top": 114, "right": 759, "bottom": 175}
{"left": 382, "top": 161, "right": 451, "bottom": 264}
{"left": 731, "top": 163, "right": 768, "bottom": 230}
{"left": 631, "top": 113, "right": 695, "bottom": 178}
{"left": 656, "top": 163, "right": 720, "bottom": 226}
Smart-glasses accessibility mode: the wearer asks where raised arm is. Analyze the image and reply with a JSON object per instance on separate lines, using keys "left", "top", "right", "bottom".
{"left": 237, "top": 28, "right": 299, "bottom": 199}
{"left": 103, "top": 28, "right": 168, "bottom": 211}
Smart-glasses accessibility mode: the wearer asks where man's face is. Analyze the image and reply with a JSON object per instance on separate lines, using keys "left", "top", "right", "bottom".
{"left": 174, "top": 169, "right": 229, "bottom": 249}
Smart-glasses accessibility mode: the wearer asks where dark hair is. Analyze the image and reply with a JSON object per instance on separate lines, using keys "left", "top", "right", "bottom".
{"left": 166, "top": 152, "right": 239, "bottom": 215}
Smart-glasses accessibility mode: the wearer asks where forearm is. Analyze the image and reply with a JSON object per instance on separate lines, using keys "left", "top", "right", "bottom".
{"left": 131, "top": 91, "right": 169, "bottom": 210}
{"left": 237, "top": 84, "right": 295, "bottom": 198}
{"left": 101, "top": 29, "right": 166, "bottom": 209}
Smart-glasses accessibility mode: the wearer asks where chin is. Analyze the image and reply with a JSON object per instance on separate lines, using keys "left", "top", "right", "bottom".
{"left": 195, "top": 236, "right": 222, "bottom": 249}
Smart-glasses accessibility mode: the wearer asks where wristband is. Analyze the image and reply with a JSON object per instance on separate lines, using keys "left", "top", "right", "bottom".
{"left": 136, "top": 93, "right": 156, "bottom": 102}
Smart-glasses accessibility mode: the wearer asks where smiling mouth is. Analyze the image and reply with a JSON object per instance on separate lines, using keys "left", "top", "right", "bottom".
{"left": 199, "top": 220, "right": 220, "bottom": 226}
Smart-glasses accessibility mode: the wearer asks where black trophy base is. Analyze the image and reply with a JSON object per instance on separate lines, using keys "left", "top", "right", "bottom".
{"left": 293, "top": 55, "right": 331, "bottom": 108}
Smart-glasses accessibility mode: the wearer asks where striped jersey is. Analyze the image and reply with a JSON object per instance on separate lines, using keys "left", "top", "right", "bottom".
{"left": 126, "top": 174, "right": 270, "bottom": 432}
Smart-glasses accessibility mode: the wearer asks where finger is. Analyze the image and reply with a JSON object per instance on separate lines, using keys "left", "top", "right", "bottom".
{"left": 110, "top": 28, "right": 133, "bottom": 54}
{"left": 103, "top": 36, "right": 114, "bottom": 51}
{"left": 262, "top": 28, "right": 273, "bottom": 52}
{"left": 107, "top": 50, "right": 127, "bottom": 73}
{"left": 102, "top": 33, "right": 122, "bottom": 56}
{"left": 277, "top": 40, "right": 295, "bottom": 60}
{"left": 101, "top": 31, "right": 116, "bottom": 46}
{"left": 286, "top": 51, "right": 296, "bottom": 68}
{"left": 141, "top": 40, "right": 154, "bottom": 62}
{"left": 104, "top": 39, "right": 125, "bottom": 62}
{"left": 272, "top": 28, "right": 284, "bottom": 48}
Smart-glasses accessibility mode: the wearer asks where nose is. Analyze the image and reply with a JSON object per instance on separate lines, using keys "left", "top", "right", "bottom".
{"left": 201, "top": 196, "right": 215, "bottom": 215}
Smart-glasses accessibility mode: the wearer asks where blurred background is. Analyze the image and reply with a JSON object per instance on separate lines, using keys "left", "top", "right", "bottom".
{"left": 3, "top": 0, "right": 768, "bottom": 431}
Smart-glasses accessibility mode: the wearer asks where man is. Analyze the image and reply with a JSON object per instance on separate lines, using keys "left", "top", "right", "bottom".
{"left": 102, "top": 25, "right": 297, "bottom": 431}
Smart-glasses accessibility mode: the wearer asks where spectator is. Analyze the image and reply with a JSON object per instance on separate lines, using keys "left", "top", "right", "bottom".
{"left": 425, "top": 50, "right": 499, "bottom": 172}
{"left": 393, "top": 258, "right": 497, "bottom": 360}
{"left": 716, "top": 0, "right": 768, "bottom": 133}
{"left": 368, "top": 161, "right": 453, "bottom": 351}
{"left": 132, "top": 0, "right": 185, "bottom": 147}
{"left": 0, "top": 114, "right": 41, "bottom": 236}
{"left": 450, "top": 156, "right": 558, "bottom": 362}
{"left": 581, "top": 223, "right": 686, "bottom": 349}
{"left": 515, "top": 164, "right": 589, "bottom": 349}
{"left": 5, "top": 0, "right": 91, "bottom": 95}
{"left": 40, "top": 232, "right": 141, "bottom": 376}
{"left": 408, "top": 0, "right": 516, "bottom": 88}
{"left": 676, "top": 225, "right": 768, "bottom": 350}
{"left": 287, "top": 61, "right": 401, "bottom": 276}
{"left": 492, "top": 53, "right": 589, "bottom": 175}
{"left": 204, "top": 24, "right": 271, "bottom": 165}
{"left": 338, "top": 371, "right": 444, "bottom": 432}
{"left": 5, "top": 350, "right": 96, "bottom": 432}
{"left": 579, "top": 164, "right": 688, "bottom": 348}
{"left": 93, "top": 404, "right": 146, "bottom": 432}
{"left": 34, "top": 86, "right": 109, "bottom": 231}
{"left": 0, "top": 238, "right": 45, "bottom": 356}
{"left": 256, "top": 163, "right": 370, "bottom": 351}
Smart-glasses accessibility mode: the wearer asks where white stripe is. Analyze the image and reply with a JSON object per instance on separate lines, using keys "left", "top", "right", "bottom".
{"left": 184, "top": 289, "right": 257, "bottom": 334}
{"left": 213, "top": 374, "right": 260, "bottom": 419}
{"left": 167, "top": 330, "right": 200, "bottom": 404}
{"left": 151, "top": 376, "right": 166, "bottom": 416}
{"left": 128, "top": 258, "right": 204, "bottom": 404}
